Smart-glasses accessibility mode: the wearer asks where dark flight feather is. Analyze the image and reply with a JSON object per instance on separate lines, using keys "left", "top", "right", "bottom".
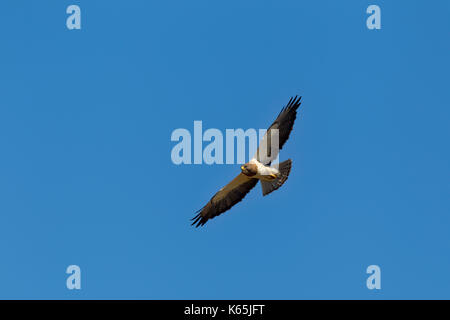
{"left": 191, "top": 175, "right": 258, "bottom": 227}
{"left": 256, "top": 96, "right": 302, "bottom": 165}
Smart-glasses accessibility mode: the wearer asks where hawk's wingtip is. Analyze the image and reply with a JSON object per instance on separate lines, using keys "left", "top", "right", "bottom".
{"left": 191, "top": 211, "right": 206, "bottom": 228}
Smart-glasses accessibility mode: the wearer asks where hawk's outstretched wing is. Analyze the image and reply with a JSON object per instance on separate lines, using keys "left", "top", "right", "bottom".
{"left": 254, "top": 96, "right": 302, "bottom": 165}
{"left": 191, "top": 173, "right": 258, "bottom": 227}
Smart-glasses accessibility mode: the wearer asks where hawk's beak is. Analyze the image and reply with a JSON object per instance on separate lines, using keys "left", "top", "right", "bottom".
{"left": 241, "top": 166, "right": 245, "bottom": 171}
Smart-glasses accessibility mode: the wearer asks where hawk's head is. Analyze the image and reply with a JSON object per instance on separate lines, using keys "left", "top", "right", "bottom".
{"left": 241, "top": 163, "right": 258, "bottom": 177}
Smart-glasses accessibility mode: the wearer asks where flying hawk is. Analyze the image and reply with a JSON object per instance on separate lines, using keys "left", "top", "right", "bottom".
{"left": 191, "top": 96, "right": 302, "bottom": 227}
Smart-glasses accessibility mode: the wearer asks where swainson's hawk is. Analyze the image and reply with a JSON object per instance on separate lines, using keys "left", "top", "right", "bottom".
{"left": 191, "top": 96, "right": 302, "bottom": 227}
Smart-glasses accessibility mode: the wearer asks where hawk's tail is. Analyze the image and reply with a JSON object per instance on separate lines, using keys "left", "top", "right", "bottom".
{"left": 261, "top": 159, "right": 292, "bottom": 196}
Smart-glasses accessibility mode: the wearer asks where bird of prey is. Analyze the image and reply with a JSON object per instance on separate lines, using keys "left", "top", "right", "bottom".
{"left": 191, "top": 96, "right": 302, "bottom": 227}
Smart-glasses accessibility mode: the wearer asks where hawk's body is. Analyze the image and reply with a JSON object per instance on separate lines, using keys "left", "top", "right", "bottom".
{"left": 191, "top": 96, "right": 301, "bottom": 227}
{"left": 246, "top": 158, "right": 280, "bottom": 181}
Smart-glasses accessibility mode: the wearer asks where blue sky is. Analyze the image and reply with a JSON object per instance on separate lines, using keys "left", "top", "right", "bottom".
{"left": 0, "top": 0, "right": 449, "bottom": 299}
